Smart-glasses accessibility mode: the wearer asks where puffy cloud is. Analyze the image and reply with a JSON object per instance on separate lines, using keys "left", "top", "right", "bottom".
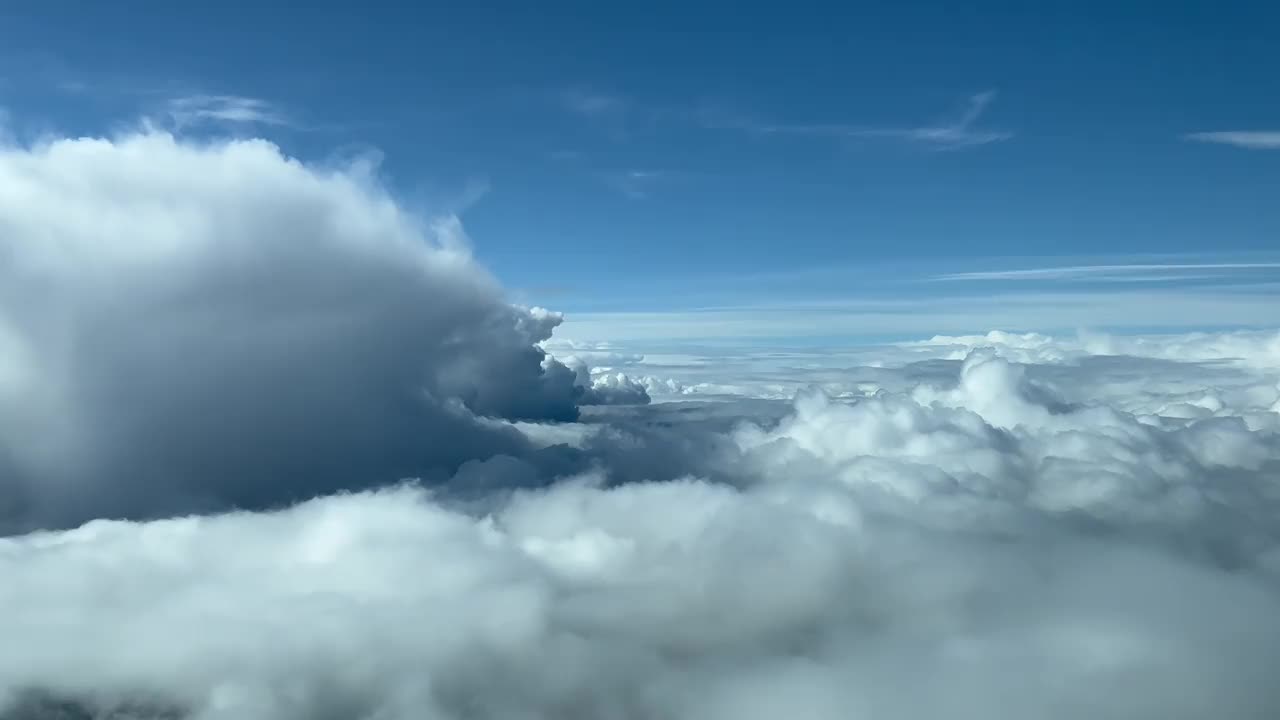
{"left": 5, "top": 350, "right": 1280, "bottom": 717}
{"left": 735, "top": 352, "right": 1280, "bottom": 564}
{"left": 0, "top": 132, "right": 582, "bottom": 532}
{"left": 3, "top": 472, "right": 1280, "bottom": 719}
{"left": 580, "top": 371, "right": 651, "bottom": 405}
{"left": 558, "top": 356, "right": 651, "bottom": 406}
{"left": 566, "top": 329, "right": 1280, "bottom": 409}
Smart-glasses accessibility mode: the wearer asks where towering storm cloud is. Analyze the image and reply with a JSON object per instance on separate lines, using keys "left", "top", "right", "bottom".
{"left": 0, "top": 132, "right": 583, "bottom": 532}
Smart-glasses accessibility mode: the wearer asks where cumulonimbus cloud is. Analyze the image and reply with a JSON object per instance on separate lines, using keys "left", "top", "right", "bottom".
{"left": 0, "top": 131, "right": 585, "bottom": 532}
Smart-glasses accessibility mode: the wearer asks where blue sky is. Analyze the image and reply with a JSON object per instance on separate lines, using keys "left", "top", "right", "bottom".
{"left": 2, "top": 1, "right": 1278, "bottom": 340}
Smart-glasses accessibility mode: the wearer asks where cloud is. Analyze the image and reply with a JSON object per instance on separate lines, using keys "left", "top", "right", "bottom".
{"left": 750, "top": 91, "right": 1011, "bottom": 150}
{"left": 557, "top": 89, "right": 643, "bottom": 144}
{"left": 165, "top": 95, "right": 289, "bottom": 129}
{"left": 735, "top": 349, "right": 1280, "bottom": 548}
{"left": 561, "top": 89, "right": 629, "bottom": 119}
{"left": 6, "top": 125, "right": 1280, "bottom": 718}
{"left": 5, "top": 343, "right": 1280, "bottom": 718}
{"left": 1184, "top": 131, "right": 1280, "bottom": 149}
{"left": 559, "top": 89, "right": 1009, "bottom": 150}
{"left": 906, "top": 328, "right": 1280, "bottom": 369}
{"left": 0, "top": 131, "right": 584, "bottom": 532}
{"left": 554, "top": 289, "right": 1280, "bottom": 343}
{"left": 555, "top": 329, "right": 1280, "bottom": 407}
{"left": 934, "top": 262, "right": 1280, "bottom": 282}
{"left": 558, "top": 356, "right": 651, "bottom": 406}
{"left": 601, "top": 169, "right": 664, "bottom": 199}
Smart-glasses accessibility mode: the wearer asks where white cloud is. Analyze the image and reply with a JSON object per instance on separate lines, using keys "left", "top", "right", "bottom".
{"left": 1184, "top": 131, "right": 1280, "bottom": 149}
{"left": 6, "top": 340, "right": 1280, "bottom": 717}
{"left": 759, "top": 91, "right": 1011, "bottom": 150}
{"left": 602, "top": 169, "right": 664, "bottom": 199}
{"left": 555, "top": 290, "right": 1280, "bottom": 343}
{"left": 166, "top": 95, "right": 289, "bottom": 128}
{"left": 934, "top": 262, "right": 1280, "bottom": 282}
{"left": 0, "top": 130, "right": 583, "bottom": 532}
{"left": 564, "top": 90, "right": 1009, "bottom": 150}
{"left": 540, "top": 329, "right": 1280, "bottom": 423}
{"left": 909, "top": 328, "right": 1280, "bottom": 370}
{"left": 556, "top": 355, "right": 651, "bottom": 406}
{"left": 737, "top": 349, "right": 1280, "bottom": 564}
{"left": 5, "top": 124, "right": 1280, "bottom": 718}
{"left": 561, "top": 89, "right": 629, "bottom": 118}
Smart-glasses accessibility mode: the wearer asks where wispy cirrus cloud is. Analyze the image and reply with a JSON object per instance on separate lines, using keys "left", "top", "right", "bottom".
{"left": 545, "top": 139, "right": 672, "bottom": 199}
{"left": 705, "top": 91, "right": 1011, "bottom": 150}
{"left": 556, "top": 288, "right": 1280, "bottom": 343}
{"left": 166, "top": 94, "right": 289, "bottom": 129}
{"left": 934, "top": 262, "right": 1280, "bottom": 282}
{"left": 556, "top": 88, "right": 645, "bottom": 144}
{"left": 602, "top": 169, "right": 665, "bottom": 199}
{"left": 558, "top": 88, "right": 1010, "bottom": 150}
{"left": 1184, "top": 131, "right": 1280, "bottom": 150}
{"left": 561, "top": 89, "right": 630, "bottom": 119}
{"left": 762, "top": 91, "right": 1010, "bottom": 149}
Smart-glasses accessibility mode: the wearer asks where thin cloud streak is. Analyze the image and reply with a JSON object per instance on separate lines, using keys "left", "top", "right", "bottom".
{"left": 557, "top": 289, "right": 1280, "bottom": 342}
{"left": 166, "top": 95, "right": 289, "bottom": 128}
{"left": 558, "top": 88, "right": 1010, "bottom": 150}
{"left": 750, "top": 91, "right": 1011, "bottom": 149}
{"left": 935, "top": 262, "right": 1280, "bottom": 282}
{"left": 1184, "top": 131, "right": 1280, "bottom": 149}
{"left": 561, "top": 89, "right": 629, "bottom": 118}
{"left": 602, "top": 169, "right": 664, "bottom": 199}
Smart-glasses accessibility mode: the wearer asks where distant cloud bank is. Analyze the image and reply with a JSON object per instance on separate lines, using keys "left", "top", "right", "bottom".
{"left": 1184, "top": 130, "right": 1280, "bottom": 149}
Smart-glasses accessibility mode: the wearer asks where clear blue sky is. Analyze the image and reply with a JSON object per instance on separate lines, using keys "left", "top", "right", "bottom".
{"left": 3, "top": 1, "right": 1278, "bottom": 335}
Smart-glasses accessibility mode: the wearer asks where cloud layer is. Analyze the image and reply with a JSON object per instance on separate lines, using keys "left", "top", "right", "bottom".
{"left": 4, "top": 347, "right": 1280, "bottom": 718}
